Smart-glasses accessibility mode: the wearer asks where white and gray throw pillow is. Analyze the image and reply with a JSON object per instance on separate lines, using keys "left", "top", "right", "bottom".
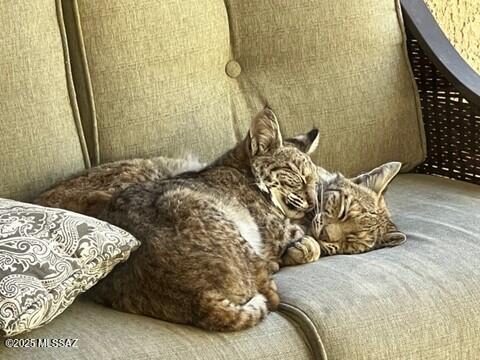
{"left": 0, "top": 199, "right": 140, "bottom": 337}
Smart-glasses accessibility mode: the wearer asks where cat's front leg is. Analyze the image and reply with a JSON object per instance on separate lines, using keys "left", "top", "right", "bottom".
{"left": 258, "top": 215, "right": 304, "bottom": 267}
{"left": 258, "top": 214, "right": 318, "bottom": 268}
{"left": 279, "top": 221, "right": 321, "bottom": 266}
{"left": 280, "top": 235, "right": 321, "bottom": 266}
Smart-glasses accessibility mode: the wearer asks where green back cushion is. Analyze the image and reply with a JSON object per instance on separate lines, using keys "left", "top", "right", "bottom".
{"left": 72, "top": 0, "right": 425, "bottom": 174}
{"left": 0, "top": 0, "right": 88, "bottom": 200}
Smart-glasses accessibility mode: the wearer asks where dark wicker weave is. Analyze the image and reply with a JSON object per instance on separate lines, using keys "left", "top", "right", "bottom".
{"left": 402, "top": 0, "right": 480, "bottom": 185}
{"left": 406, "top": 31, "right": 480, "bottom": 184}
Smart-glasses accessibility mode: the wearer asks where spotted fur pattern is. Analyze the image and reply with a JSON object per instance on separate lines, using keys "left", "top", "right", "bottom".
{"left": 308, "top": 162, "right": 406, "bottom": 256}
{"left": 34, "top": 156, "right": 205, "bottom": 216}
{"left": 35, "top": 108, "right": 320, "bottom": 331}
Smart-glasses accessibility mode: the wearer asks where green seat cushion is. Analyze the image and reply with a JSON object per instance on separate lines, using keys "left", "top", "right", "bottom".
{"left": 66, "top": 0, "right": 425, "bottom": 175}
{"left": 0, "top": 0, "right": 88, "bottom": 200}
{"left": 1, "top": 297, "right": 313, "bottom": 360}
{"left": 275, "top": 174, "right": 480, "bottom": 359}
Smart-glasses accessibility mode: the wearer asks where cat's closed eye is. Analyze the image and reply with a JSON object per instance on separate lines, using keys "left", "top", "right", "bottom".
{"left": 278, "top": 172, "right": 302, "bottom": 188}
{"left": 309, "top": 162, "right": 406, "bottom": 256}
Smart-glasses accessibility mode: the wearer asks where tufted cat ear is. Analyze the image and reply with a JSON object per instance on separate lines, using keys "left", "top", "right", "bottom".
{"left": 350, "top": 162, "right": 402, "bottom": 197}
{"left": 377, "top": 231, "right": 407, "bottom": 249}
{"left": 248, "top": 107, "right": 283, "bottom": 156}
{"left": 285, "top": 129, "right": 320, "bottom": 154}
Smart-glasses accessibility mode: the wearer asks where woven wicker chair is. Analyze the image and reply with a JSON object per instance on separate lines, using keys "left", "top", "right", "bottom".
{"left": 402, "top": 0, "right": 480, "bottom": 185}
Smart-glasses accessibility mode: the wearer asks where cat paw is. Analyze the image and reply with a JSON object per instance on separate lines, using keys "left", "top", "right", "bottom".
{"left": 267, "top": 261, "right": 280, "bottom": 274}
{"left": 284, "top": 223, "right": 305, "bottom": 244}
{"left": 282, "top": 236, "right": 321, "bottom": 266}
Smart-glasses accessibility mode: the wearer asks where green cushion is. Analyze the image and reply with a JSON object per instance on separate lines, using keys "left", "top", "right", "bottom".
{"left": 1, "top": 297, "right": 313, "bottom": 359}
{"left": 0, "top": 0, "right": 89, "bottom": 201}
{"left": 66, "top": 0, "right": 425, "bottom": 175}
{"left": 275, "top": 174, "right": 480, "bottom": 359}
{"left": 67, "top": 0, "right": 236, "bottom": 165}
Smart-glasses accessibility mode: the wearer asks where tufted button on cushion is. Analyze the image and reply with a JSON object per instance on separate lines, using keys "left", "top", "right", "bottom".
{"left": 67, "top": 0, "right": 426, "bottom": 176}
{"left": 225, "top": 60, "right": 242, "bottom": 78}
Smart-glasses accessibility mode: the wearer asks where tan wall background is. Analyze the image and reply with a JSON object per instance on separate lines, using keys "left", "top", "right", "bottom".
{"left": 424, "top": 0, "right": 480, "bottom": 74}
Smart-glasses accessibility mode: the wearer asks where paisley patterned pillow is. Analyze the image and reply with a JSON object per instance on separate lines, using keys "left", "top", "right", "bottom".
{"left": 0, "top": 199, "right": 140, "bottom": 337}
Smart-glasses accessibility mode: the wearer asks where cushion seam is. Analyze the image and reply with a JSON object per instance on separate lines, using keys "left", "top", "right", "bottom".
{"left": 55, "top": 0, "right": 91, "bottom": 169}
{"left": 63, "top": 0, "right": 100, "bottom": 166}
{"left": 278, "top": 302, "right": 328, "bottom": 360}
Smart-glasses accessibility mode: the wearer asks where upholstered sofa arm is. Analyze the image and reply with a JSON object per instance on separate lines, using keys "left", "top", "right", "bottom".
{"left": 401, "top": 0, "right": 480, "bottom": 185}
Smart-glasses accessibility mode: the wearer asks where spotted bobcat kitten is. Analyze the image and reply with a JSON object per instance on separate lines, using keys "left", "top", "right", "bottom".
{"left": 34, "top": 156, "right": 205, "bottom": 216}
{"left": 308, "top": 162, "right": 406, "bottom": 256}
{"left": 84, "top": 109, "right": 320, "bottom": 331}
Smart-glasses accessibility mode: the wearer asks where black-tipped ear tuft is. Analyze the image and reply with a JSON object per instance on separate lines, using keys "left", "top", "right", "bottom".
{"left": 285, "top": 128, "right": 320, "bottom": 154}
{"left": 307, "top": 129, "right": 319, "bottom": 143}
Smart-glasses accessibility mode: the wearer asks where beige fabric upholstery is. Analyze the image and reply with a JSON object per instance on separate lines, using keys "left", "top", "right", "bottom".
{"left": 69, "top": 0, "right": 236, "bottom": 165}
{"left": 275, "top": 174, "right": 480, "bottom": 359}
{"left": 0, "top": 0, "right": 88, "bottom": 201}
{"left": 1, "top": 297, "right": 313, "bottom": 360}
{"left": 3, "top": 175, "right": 478, "bottom": 359}
{"left": 67, "top": 0, "right": 425, "bottom": 175}
{"left": 5, "top": 2, "right": 477, "bottom": 359}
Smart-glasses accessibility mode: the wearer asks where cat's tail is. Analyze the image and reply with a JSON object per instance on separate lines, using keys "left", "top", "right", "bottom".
{"left": 195, "top": 292, "right": 269, "bottom": 331}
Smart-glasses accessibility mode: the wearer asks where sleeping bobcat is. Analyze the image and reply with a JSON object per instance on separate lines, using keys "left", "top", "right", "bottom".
{"left": 35, "top": 109, "right": 405, "bottom": 330}
{"left": 303, "top": 162, "right": 406, "bottom": 257}
{"left": 35, "top": 155, "right": 206, "bottom": 217}
{"left": 35, "top": 108, "right": 321, "bottom": 331}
